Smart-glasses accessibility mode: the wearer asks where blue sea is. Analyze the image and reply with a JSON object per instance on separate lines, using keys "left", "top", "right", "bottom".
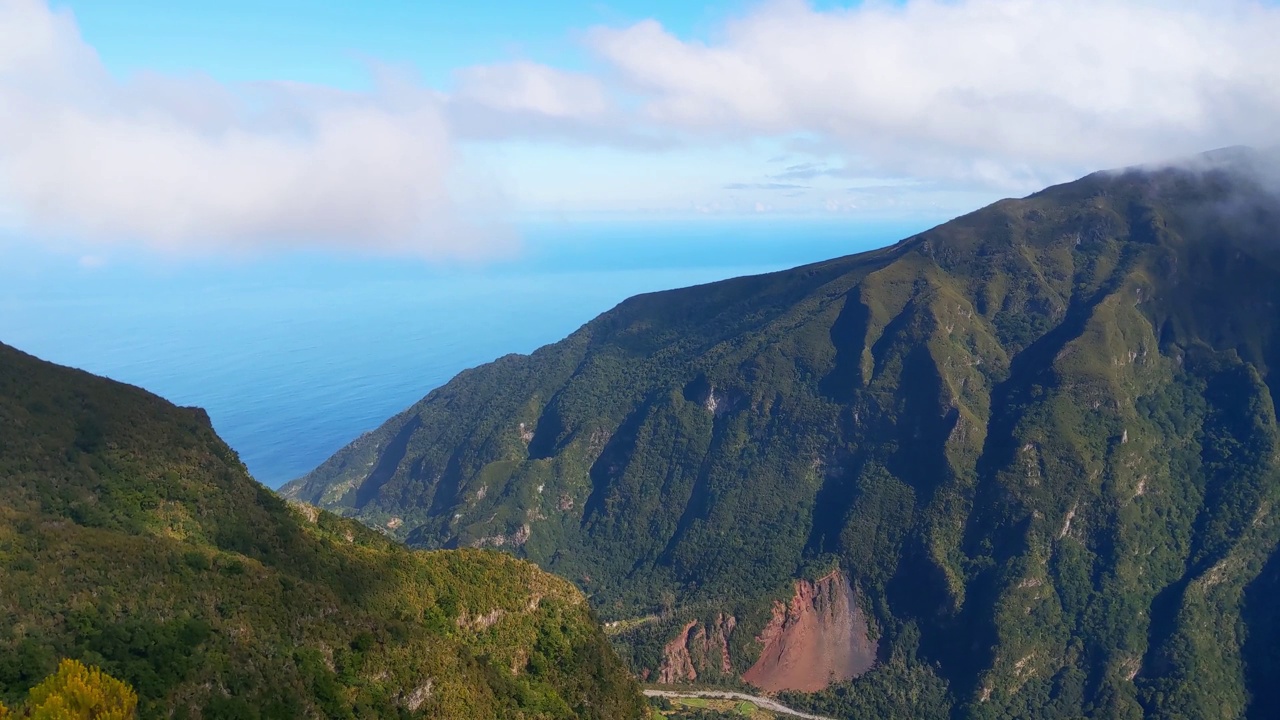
{"left": 0, "top": 219, "right": 929, "bottom": 488}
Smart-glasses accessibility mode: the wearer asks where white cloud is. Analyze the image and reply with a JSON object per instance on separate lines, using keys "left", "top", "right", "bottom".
{"left": 6, "top": 0, "right": 1280, "bottom": 245}
{"left": 444, "top": 60, "right": 680, "bottom": 151}
{"left": 453, "top": 61, "right": 611, "bottom": 119}
{"left": 586, "top": 0, "right": 1280, "bottom": 190}
{"left": 0, "top": 0, "right": 511, "bottom": 258}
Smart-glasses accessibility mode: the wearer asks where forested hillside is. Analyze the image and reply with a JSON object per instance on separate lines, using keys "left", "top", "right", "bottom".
{"left": 0, "top": 342, "right": 645, "bottom": 719}
{"left": 288, "top": 148, "right": 1280, "bottom": 719}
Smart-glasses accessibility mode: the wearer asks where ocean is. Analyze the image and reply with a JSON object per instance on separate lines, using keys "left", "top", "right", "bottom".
{"left": 0, "top": 219, "right": 928, "bottom": 487}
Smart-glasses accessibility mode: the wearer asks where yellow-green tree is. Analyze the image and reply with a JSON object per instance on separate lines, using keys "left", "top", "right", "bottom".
{"left": 0, "top": 699, "right": 9, "bottom": 718}
{"left": 23, "top": 660, "right": 137, "bottom": 720}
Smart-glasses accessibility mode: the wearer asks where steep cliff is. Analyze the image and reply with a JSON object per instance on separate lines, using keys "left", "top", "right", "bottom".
{"left": 743, "top": 571, "right": 875, "bottom": 692}
{"left": 656, "top": 614, "right": 738, "bottom": 685}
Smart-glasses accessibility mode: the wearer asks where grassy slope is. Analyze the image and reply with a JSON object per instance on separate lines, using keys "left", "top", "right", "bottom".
{"left": 0, "top": 342, "right": 645, "bottom": 719}
{"left": 286, "top": 151, "right": 1280, "bottom": 719}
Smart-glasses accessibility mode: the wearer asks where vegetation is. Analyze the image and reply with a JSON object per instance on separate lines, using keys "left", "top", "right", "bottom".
{"left": 0, "top": 342, "right": 645, "bottom": 718}
{"left": 18, "top": 659, "right": 137, "bottom": 720}
{"left": 287, "top": 148, "right": 1280, "bottom": 718}
{"left": 646, "top": 695, "right": 773, "bottom": 719}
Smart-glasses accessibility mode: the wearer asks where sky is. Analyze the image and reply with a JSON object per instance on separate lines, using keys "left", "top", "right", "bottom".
{"left": 3, "top": 0, "right": 1280, "bottom": 260}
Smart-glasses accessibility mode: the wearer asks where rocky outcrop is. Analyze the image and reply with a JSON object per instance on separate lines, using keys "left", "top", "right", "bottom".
{"left": 694, "top": 614, "right": 737, "bottom": 675}
{"left": 658, "top": 621, "right": 699, "bottom": 683}
{"left": 657, "top": 614, "right": 738, "bottom": 683}
{"left": 471, "top": 523, "right": 531, "bottom": 548}
{"left": 742, "top": 570, "right": 875, "bottom": 693}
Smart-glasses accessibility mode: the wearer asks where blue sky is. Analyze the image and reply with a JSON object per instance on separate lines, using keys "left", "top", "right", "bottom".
{"left": 62, "top": 1, "right": 880, "bottom": 84}
{"left": 62, "top": 1, "right": 756, "bottom": 86}
{"left": 54, "top": 0, "right": 952, "bottom": 232}
{"left": 2, "top": 0, "right": 1278, "bottom": 262}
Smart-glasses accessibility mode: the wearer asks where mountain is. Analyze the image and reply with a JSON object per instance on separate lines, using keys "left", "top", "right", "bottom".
{"left": 285, "top": 148, "right": 1280, "bottom": 719}
{"left": 0, "top": 342, "right": 646, "bottom": 719}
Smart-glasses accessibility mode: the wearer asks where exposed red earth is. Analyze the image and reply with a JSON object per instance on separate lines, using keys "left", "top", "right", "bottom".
{"left": 657, "top": 614, "right": 737, "bottom": 683}
{"left": 742, "top": 570, "right": 876, "bottom": 693}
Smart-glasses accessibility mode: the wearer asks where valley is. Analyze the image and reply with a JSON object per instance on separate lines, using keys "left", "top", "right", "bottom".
{"left": 6, "top": 1, "right": 1278, "bottom": 718}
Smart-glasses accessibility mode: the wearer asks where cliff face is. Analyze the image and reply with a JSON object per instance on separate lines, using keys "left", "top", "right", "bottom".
{"left": 657, "top": 614, "right": 738, "bottom": 684}
{"left": 657, "top": 621, "right": 700, "bottom": 684}
{"left": 743, "top": 571, "right": 876, "bottom": 692}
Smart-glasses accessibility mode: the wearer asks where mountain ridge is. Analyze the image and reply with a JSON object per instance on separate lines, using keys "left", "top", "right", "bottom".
{"left": 286, "top": 148, "right": 1280, "bottom": 719}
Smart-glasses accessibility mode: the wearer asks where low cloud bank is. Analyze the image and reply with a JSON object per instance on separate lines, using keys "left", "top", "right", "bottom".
{"left": 4, "top": 0, "right": 1280, "bottom": 257}
{"left": 0, "top": 0, "right": 507, "bottom": 258}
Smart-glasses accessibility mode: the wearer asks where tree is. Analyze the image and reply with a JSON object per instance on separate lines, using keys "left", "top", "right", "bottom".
{"left": 23, "top": 659, "right": 137, "bottom": 720}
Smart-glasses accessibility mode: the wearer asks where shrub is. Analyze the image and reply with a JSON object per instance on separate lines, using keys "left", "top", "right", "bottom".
{"left": 23, "top": 659, "right": 137, "bottom": 720}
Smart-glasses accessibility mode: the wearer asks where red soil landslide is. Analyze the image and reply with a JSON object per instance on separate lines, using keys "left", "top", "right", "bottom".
{"left": 658, "top": 621, "right": 700, "bottom": 683}
{"left": 657, "top": 614, "right": 737, "bottom": 683}
{"left": 742, "top": 570, "right": 876, "bottom": 693}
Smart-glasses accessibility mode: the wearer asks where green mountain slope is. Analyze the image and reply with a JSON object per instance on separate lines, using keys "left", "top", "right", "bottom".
{"left": 0, "top": 342, "right": 646, "bottom": 719}
{"left": 286, "top": 148, "right": 1280, "bottom": 719}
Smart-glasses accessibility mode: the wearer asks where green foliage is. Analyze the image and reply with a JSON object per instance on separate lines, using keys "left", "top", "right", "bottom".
{"left": 289, "top": 150, "right": 1280, "bottom": 718}
{"left": 0, "top": 343, "right": 645, "bottom": 719}
{"left": 23, "top": 659, "right": 137, "bottom": 720}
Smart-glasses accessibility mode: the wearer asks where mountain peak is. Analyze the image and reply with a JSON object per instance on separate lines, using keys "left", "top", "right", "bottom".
{"left": 1119, "top": 144, "right": 1280, "bottom": 191}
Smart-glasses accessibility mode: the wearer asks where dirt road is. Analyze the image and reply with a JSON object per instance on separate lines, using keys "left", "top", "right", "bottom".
{"left": 642, "top": 689, "right": 838, "bottom": 720}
